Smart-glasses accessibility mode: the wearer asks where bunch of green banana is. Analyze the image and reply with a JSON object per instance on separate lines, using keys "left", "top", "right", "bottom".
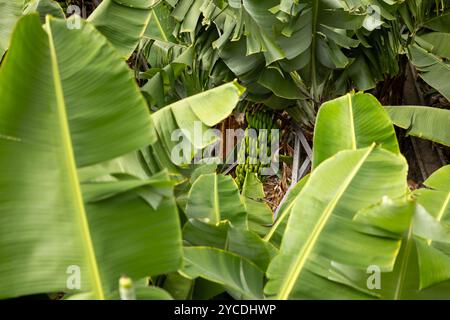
{"left": 245, "top": 109, "right": 275, "bottom": 130}
{"left": 235, "top": 108, "right": 279, "bottom": 188}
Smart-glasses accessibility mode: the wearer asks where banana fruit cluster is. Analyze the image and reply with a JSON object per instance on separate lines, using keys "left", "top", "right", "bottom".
{"left": 235, "top": 108, "right": 277, "bottom": 188}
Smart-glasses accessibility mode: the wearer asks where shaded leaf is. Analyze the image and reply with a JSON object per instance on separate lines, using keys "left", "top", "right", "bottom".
{"left": 385, "top": 106, "right": 450, "bottom": 147}
{"left": 182, "top": 247, "right": 264, "bottom": 299}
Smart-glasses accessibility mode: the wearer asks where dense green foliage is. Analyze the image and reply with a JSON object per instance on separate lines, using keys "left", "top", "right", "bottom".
{"left": 0, "top": 0, "right": 449, "bottom": 300}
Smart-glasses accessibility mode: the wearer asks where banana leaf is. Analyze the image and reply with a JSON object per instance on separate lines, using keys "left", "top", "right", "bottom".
{"left": 313, "top": 92, "right": 399, "bottom": 169}
{"left": 182, "top": 247, "right": 264, "bottom": 299}
{"left": 186, "top": 173, "right": 247, "bottom": 228}
{"left": 0, "top": 0, "right": 23, "bottom": 57}
{"left": 265, "top": 145, "right": 408, "bottom": 299}
{"left": 0, "top": 15, "right": 182, "bottom": 299}
{"left": 385, "top": 106, "right": 450, "bottom": 147}
{"left": 408, "top": 44, "right": 450, "bottom": 101}
{"left": 88, "top": 0, "right": 160, "bottom": 59}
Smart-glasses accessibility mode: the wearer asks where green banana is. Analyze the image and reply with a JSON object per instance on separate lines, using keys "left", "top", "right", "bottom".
{"left": 235, "top": 107, "right": 278, "bottom": 188}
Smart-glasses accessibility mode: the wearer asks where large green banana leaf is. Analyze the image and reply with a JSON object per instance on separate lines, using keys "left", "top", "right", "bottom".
{"left": 0, "top": 15, "right": 182, "bottom": 299}
{"left": 384, "top": 106, "right": 450, "bottom": 147}
{"left": 183, "top": 220, "right": 230, "bottom": 248}
{"left": 1, "top": 14, "right": 156, "bottom": 168}
{"left": 420, "top": 32, "right": 450, "bottom": 59}
{"left": 186, "top": 173, "right": 247, "bottom": 228}
{"left": 353, "top": 165, "right": 450, "bottom": 299}
{"left": 144, "top": 80, "right": 245, "bottom": 174}
{"left": 183, "top": 219, "right": 276, "bottom": 272}
{"left": 423, "top": 165, "right": 450, "bottom": 191}
{"left": 265, "top": 145, "right": 408, "bottom": 299}
{"left": 225, "top": 226, "right": 277, "bottom": 272}
{"left": 404, "top": 165, "right": 450, "bottom": 298}
{"left": 88, "top": 0, "right": 160, "bottom": 59}
{"left": 189, "top": 162, "right": 218, "bottom": 184}
{"left": 182, "top": 247, "right": 265, "bottom": 299}
{"left": 381, "top": 208, "right": 450, "bottom": 299}
{"left": 408, "top": 44, "right": 450, "bottom": 101}
{"left": 0, "top": 0, "right": 23, "bottom": 57}
{"left": 424, "top": 11, "right": 450, "bottom": 33}
{"left": 313, "top": 92, "right": 399, "bottom": 169}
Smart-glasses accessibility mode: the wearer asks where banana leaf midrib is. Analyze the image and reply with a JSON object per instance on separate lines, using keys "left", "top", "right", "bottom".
{"left": 393, "top": 220, "right": 414, "bottom": 300}
{"left": 148, "top": 8, "right": 169, "bottom": 41}
{"left": 213, "top": 174, "right": 221, "bottom": 224}
{"left": 347, "top": 93, "right": 357, "bottom": 149}
{"left": 46, "top": 15, "right": 104, "bottom": 300}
